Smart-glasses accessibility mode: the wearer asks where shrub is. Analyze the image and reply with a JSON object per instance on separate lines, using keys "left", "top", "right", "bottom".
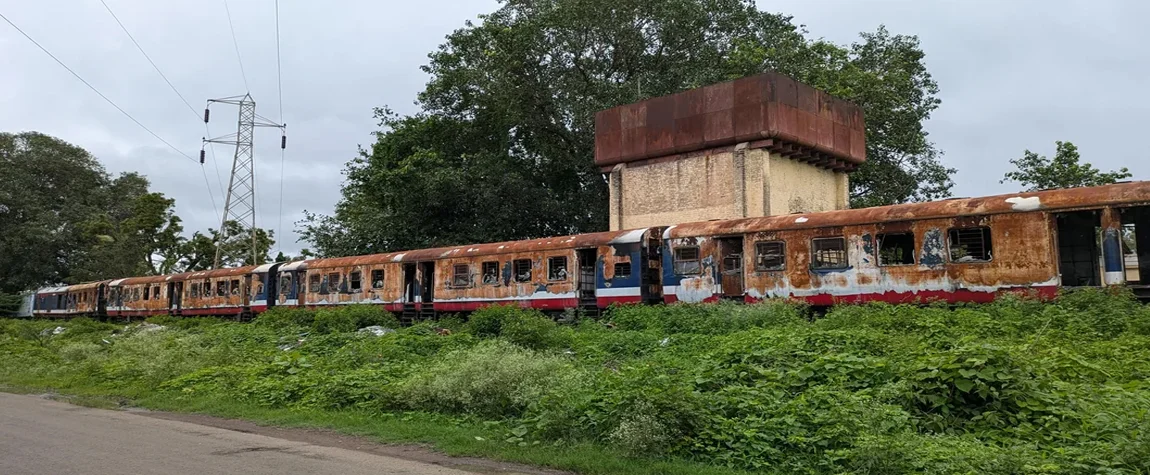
{"left": 255, "top": 307, "right": 316, "bottom": 329}
{"left": 398, "top": 340, "right": 582, "bottom": 418}
{"left": 464, "top": 305, "right": 567, "bottom": 350}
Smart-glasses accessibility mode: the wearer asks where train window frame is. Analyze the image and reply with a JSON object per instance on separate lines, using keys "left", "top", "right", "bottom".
{"left": 279, "top": 274, "right": 292, "bottom": 294}
{"left": 349, "top": 271, "right": 363, "bottom": 292}
{"left": 327, "top": 272, "right": 341, "bottom": 293}
{"left": 371, "top": 269, "right": 384, "bottom": 289}
{"left": 481, "top": 261, "right": 500, "bottom": 285}
{"left": 614, "top": 262, "right": 632, "bottom": 278}
{"left": 217, "top": 280, "right": 228, "bottom": 297}
{"left": 811, "top": 237, "right": 849, "bottom": 270}
{"left": 948, "top": 227, "right": 993, "bottom": 263}
{"left": 548, "top": 256, "right": 568, "bottom": 281}
{"left": 308, "top": 273, "right": 321, "bottom": 293}
{"left": 877, "top": 233, "right": 916, "bottom": 266}
{"left": 190, "top": 282, "right": 200, "bottom": 298}
{"left": 513, "top": 259, "right": 532, "bottom": 283}
{"left": 202, "top": 280, "right": 211, "bottom": 296}
{"left": 673, "top": 246, "right": 702, "bottom": 275}
{"left": 754, "top": 241, "right": 786, "bottom": 271}
{"left": 154, "top": 285, "right": 161, "bottom": 299}
{"left": 143, "top": 286, "right": 150, "bottom": 301}
{"left": 452, "top": 264, "right": 471, "bottom": 288}
{"left": 229, "top": 280, "right": 241, "bottom": 296}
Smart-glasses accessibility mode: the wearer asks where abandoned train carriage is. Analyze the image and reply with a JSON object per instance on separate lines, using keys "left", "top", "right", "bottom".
{"left": 23, "top": 182, "right": 1150, "bottom": 320}
{"left": 177, "top": 266, "right": 257, "bottom": 317}
{"left": 663, "top": 182, "right": 1150, "bottom": 304}
{"left": 301, "top": 228, "right": 665, "bottom": 317}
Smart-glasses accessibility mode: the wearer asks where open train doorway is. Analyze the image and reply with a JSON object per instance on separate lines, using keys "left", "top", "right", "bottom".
{"left": 1121, "top": 207, "right": 1150, "bottom": 298}
{"left": 718, "top": 237, "right": 745, "bottom": 299}
{"left": 403, "top": 264, "right": 417, "bottom": 302}
{"left": 576, "top": 249, "right": 597, "bottom": 307}
{"left": 1055, "top": 211, "right": 1102, "bottom": 287}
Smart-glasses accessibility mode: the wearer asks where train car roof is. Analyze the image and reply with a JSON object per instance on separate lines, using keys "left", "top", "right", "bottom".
{"left": 183, "top": 266, "right": 260, "bottom": 280}
{"left": 35, "top": 285, "right": 70, "bottom": 294}
{"left": 665, "top": 181, "right": 1150, "bottom": 239}
{"left": 306, "top": 227, "right": 654, "bottom": 269}
{"left": 69, "top": 280, "right": 111, "bottom": 291}
{"left": 114, "top": 274, "right": 182, "bottom": 286}
{"left": 280, "top": 260, "right": 307, "bottom": 271}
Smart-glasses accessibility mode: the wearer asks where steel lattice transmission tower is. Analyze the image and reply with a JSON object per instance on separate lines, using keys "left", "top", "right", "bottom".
{"left": 201, "top": 94, "right": 286, "bottom": 269}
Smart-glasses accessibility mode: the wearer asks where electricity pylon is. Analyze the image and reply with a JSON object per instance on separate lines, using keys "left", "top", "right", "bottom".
{"left": 201, "top": 94, "right": 286, "bottom": 268}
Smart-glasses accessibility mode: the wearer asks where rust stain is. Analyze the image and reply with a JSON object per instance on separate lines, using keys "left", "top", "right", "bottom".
{"left": 595, "top": 72, "right": 867, "bottom": 170}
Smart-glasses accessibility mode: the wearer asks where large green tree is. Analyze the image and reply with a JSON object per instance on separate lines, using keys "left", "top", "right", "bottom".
{"left": 178, "top": 221, "right": 275, "bottom": 271}
{"left": 302, "top": 0, "right": 952, "bottom": 256}
{"left": 0, "top": 132, "right": 107, "bottom": 292}
{"left": 0, "top": 131, "right": 276, "bottom": 294}
{"left": 1002, "top": 140, "right": 1132, "bottom": 192}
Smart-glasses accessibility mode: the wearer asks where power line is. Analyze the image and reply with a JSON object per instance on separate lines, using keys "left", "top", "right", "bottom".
{"left": 97, "top": 0, "right": 200, "bottom": 122}
{"left": 221, "top": 0, "right": 249, "bottom": 92}
{"left": 97, "top": 0, "right": 224, "bottom": 219}
{"left": 275, "top": 0, "right": 286, "bottom": 254}
{"left": 0, "top": 11, "right": 196, "bottom": 162}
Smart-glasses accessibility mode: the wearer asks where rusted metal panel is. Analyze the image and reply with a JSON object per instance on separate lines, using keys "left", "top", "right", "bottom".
{"left": 666, "top": 211, "right": 1061, "bottom": 304}
{"left": 178, "top": 266, "right": 256, "bottom": 314}
{"left": 666, "top": 182, "right": 1150, "bottom": 239}
{"left": 303, "top": 229, "right": 657, "bottom": 311}
{"left": 594, "top": 72, "right": 867, "bottom": 170}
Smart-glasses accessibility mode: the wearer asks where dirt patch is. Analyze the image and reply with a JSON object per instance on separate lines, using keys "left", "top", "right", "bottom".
{"left": 137, "top": 410, "right": 572, "bottom": 475}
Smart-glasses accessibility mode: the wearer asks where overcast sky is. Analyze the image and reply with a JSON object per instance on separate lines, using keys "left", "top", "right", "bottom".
{"left": 2, "top": 0, "right": 1146, "bottom": 255}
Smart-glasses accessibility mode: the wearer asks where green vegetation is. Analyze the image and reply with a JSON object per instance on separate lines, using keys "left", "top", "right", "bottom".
{"left": 1002, "top": 140, "right": 1132, "bottom": 191}
{"left": 3, "top": 292, "right": 1150, "bottom": 474}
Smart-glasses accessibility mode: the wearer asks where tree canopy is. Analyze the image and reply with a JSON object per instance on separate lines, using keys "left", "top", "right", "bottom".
{"left": 301, "top": 0, "right": 953, "bottom": 257}
{"left": 0, "top": 131, "right": 275, "bottom": 293}
{"left": 1002, "top": 141, "right": 1132, "bottom": 192}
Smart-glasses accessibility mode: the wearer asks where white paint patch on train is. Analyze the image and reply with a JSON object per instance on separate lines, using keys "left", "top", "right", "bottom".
{"left": 664, "top": 275, "right": 720, "bottom": 303}
{"left": 1005, "top": 196, "right": 1042, "bottom": 211}
{"left": 391, "top": 253, "right": 406, "bottom": 262}
{"left": 795, "top": 217, "right": 809, "bottom": 223}
{"left": 747, "top": 269, "right": 1061, "bottom": 299}
{"left": 595, "top": 286, "right": 642, "bottom": 297}
{"left": 610, "top": 228, "right": 648, "bottom": 244}
{"left": 662, "top": 225, "right": 677, "bottom": 240}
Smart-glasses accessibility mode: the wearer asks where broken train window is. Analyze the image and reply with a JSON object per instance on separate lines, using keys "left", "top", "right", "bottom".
{"left": 308, "top": 273, "right": 321, "bottom": 293}
{"left": 513, "top": 259, "right": 532, "bottom": 283}
{"left": 452, "top": 264, "right": 471, "bottom": 287}
{"left": 878, "top": 233, "right": 916, "bottom": 266}
{"left": 350, "top": 271, "right": 362, "bottom": 291}
{"left": 481, "top": 262, "right": 499, "bottom": 285}
{"left": 279, "top": 274, "right": 292, "bottom": 294}
{"left": 811, "top": 237, "right": 848, "bottom": 270}
{"left": 326, "top": 272, "right": 341, "bottom": 293}
{"left": 548, "top": 256, "right": 568, "bottom": 281}
{"left": 614, "top": 262, "right": 632, "bottom": 278}
{"left": 371, "top": 269, "right": 384, "bottom": 289}
{"left": 674, "top": 247, "right": 701, "bottom": 274}
{"left": 754, "top": 241, "right": 786, "bottom": 271}
{"left": 230, "top": 280, "right": 240, "bottom": 295}
{"left": 948, "top": 227, "right": 993, "bottom": 262}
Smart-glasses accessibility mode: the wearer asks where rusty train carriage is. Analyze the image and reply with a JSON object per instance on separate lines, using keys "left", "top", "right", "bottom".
{"left": 26, "top": 182, "right": 1150, "bottom": 320}
{"left": 179, "top": 266, "right": 256, "bottom": 317}
{"left": 108, "top": 275, "right": 177, "bottom": 318}
{"left": 302, "top": 229, "right": 664, "bottom": 318}
{"left": 662, "top": 182, "right": 1150, "bottom": 304}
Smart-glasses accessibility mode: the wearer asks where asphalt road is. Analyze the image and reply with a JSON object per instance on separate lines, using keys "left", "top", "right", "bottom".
{"left": 0, "top": 392, "right": 479, "bottom": 475}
